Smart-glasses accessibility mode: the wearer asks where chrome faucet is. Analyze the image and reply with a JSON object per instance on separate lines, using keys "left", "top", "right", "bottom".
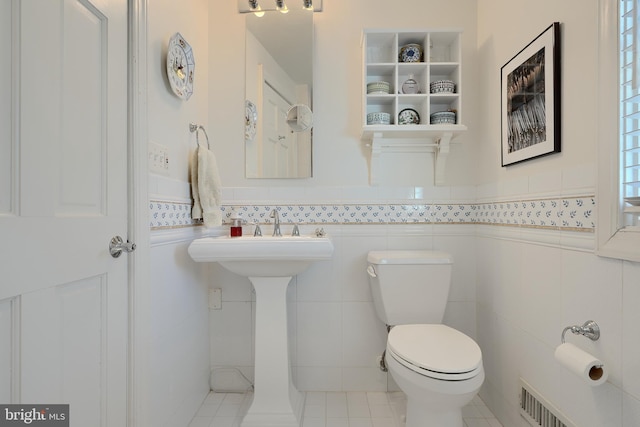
{"left": 270, "top": 208, "right": 282, "bottom": 236}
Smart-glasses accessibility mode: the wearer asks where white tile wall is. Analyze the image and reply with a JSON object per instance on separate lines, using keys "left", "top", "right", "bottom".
{"left": 341, "top": 302, "right": 387, "bottom": 367}
{"left": 209, "top": 301, "right": 253, "bottom": 367}
{"left": 519, "top": 244, "right": 563, "bottom": 347}
{"left": 297, "top": 302, "right": 343, "bottom": 368}
{"left": 475, "top": 227, "right": 640, "bottom": 427}
{"left": 622, "top": 261, "right": 640, "bottom": 400}
{"left": 149, "top": 240, "right": 211, "bottom": 427}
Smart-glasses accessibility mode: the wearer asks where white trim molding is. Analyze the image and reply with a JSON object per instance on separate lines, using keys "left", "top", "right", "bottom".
{"left": 596, "top": 0, "right": 640, "bottom": 262}
{"left": 129, "top": 0, "right": 151, "bottom": 425}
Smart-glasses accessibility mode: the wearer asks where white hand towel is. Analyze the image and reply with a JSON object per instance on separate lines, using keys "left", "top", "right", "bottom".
{"left": 191, "top": 149, "right": 203, "bottom": 221}
{"left": 191, "top": 145, "right": 223, "bottom": 228}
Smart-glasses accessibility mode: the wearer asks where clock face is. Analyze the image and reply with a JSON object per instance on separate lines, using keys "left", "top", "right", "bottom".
{"left": 166, "top": 33, "right": 195, "bottom": 100}
{"left": 245, "top": 100, "right": 258, "bottom": 141}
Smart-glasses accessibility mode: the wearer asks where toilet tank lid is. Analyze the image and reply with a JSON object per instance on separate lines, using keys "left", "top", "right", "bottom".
{"left": 367, "top": 250, "right": 452, "bottom": 265}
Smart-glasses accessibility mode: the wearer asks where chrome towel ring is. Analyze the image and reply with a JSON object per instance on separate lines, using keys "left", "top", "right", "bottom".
{"left": 189, "top": 123, "right": 210, "bottom": 149}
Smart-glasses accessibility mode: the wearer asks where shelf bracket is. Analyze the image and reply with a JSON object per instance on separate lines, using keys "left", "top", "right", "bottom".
{"left": 434, "top": 132, "right": 452, "bottom": 186}
{"left": 366, "top": 131, "right": 456, "bottom": 186}
{"left": 368, "top": 132, "right": 384, "bottom": 186}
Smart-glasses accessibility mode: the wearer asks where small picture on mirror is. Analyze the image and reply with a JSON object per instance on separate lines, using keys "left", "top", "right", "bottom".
{"left": 245, "top": 100, "right": 258, "bottom": 142}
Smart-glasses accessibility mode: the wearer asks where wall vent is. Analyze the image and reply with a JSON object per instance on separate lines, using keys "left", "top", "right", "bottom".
{"left": 519, "top": 379, "right": 576, "bottom": 427}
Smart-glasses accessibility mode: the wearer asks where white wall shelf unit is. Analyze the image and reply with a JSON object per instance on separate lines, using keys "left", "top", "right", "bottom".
{"left": 361, "top": 29, "right": 466, "bottom": 185}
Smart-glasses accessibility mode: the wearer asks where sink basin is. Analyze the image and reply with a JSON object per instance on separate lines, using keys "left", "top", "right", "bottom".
{"left": 188, "top": 235, "right": 334, "bottom": 277}
{"left": 188, "top": 233, "right": 334, "bottom": 426}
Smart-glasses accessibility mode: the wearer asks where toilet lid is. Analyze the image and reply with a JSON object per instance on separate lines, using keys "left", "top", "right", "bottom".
{"left": 387, "top": 324, "right": 482, "bottom": 381}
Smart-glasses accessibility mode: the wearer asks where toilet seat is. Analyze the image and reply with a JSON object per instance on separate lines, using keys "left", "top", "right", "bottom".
{"left": 387, "top": 324, "right": 482, "bottom": 381}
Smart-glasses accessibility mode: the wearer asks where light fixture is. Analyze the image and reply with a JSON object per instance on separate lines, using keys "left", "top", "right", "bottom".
{"left": 248, "top": 0, "right": 265, "bottom": 16}
{"left": 276, "top": 0, "right": 289, "bottom": 13}
{"left": 238, "top": 0, "right": 321, "bottom": 13}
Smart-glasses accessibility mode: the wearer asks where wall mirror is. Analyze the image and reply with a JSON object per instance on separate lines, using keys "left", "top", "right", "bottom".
{"left": 242, "top": 1, "right": 319, "bottom": 178}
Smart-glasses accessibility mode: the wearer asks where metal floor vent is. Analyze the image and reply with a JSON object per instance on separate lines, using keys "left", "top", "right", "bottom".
{"left": 520, "top": 379, "right": 576, "bottom": 427}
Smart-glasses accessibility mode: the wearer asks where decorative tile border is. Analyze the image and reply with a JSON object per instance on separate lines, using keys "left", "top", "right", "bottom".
{"left": 219, "top": 204, "right": 478, "bottom": 224}
{"left": 150, "top": 196, "right": 596, "bottom": 232}
{"left": 150, "top": 201, "right": 201, "bottom": 229}
{"left": 476, "top": 197, "right": 595, "bottom": 230}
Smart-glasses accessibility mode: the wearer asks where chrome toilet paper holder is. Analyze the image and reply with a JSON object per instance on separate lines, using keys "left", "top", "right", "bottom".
{"left": 561, "top": 320, "right": 600, "bottom": 344}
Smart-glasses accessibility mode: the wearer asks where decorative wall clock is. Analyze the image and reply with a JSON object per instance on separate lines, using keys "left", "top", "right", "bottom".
{"left": 166, "top": 32, "right": 195, "bottom": 100}
{"left": 245, "top": 100, "right": 258, "bottom": 141}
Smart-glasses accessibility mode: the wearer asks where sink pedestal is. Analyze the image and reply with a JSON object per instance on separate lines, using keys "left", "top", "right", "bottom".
{"left": 187, "top": 235, "right": 334, "bottom": 427}
{"left": 241, "top": 276, "right": 303, "bottom": 427}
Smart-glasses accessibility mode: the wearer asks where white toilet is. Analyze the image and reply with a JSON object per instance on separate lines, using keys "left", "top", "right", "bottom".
{"left": 366, "top": 250, "right": 484, "bottom": 427}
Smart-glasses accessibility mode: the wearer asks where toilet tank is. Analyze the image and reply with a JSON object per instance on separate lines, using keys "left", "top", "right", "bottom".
{"left": 366, "top": 250, "right": 453, "bottom": 326}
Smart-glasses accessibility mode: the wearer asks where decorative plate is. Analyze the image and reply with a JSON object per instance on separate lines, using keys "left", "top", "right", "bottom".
{"left": 245, "top": 100, "right": 258, "bottom": 141}
{"left": 398, "top": 108, "right": 420, "bottom": 125}
{"left": 166, "top": 33, "right": 195, "bottom": 100}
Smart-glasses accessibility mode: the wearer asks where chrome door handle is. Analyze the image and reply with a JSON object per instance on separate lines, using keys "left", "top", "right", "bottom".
{"left": 109, "top": 236, "right": 136, "bottom": 258}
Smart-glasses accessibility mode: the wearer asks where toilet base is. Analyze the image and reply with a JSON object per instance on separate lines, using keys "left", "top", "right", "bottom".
{"left": 386, "top": 351, "right": 484, "bottom": 427}
{"left": 405, "top": 397, "right": 463, "bottom": 427}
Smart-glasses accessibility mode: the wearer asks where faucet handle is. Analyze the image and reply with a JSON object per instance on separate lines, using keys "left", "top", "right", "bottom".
{"left": 314, "top": 227, "right": 326, "bottom": 237}
{"left": 292, "top": 224, "right": 300, "bottom": 236}
{"left": 253, "top": 221, "right": 262, "bottom": 237}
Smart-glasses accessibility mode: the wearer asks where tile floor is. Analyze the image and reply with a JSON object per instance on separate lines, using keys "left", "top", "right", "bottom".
{"left": 188, "top": 391, "right": 503, "bottom": 427}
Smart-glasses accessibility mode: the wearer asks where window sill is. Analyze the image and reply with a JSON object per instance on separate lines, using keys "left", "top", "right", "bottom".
{"left": 597, "top": 227, "right": 640, "bottom": 262}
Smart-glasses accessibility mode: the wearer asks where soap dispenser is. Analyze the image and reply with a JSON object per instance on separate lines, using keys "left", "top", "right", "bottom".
{"left": 230, "top": 214, "right": 243, "bottom": 237}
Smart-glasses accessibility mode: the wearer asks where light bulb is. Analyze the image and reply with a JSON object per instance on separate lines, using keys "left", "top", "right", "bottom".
{"left": 248, "top": 0, "right": 265, "bottom": 16}
{"left": 276, "top": 0, "right": 289, "bottom": 13}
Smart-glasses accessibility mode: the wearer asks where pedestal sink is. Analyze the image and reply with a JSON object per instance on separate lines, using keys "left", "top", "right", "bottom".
{"left": 188, "top": 234, "right": 334, "bottom": 427}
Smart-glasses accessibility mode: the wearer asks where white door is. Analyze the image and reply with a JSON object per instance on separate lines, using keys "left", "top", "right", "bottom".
{"left": 262, "top": 83, "right": 295, "bottom": 177}
{"left": 0, "top": 0, "right": 129, "bottom": 426}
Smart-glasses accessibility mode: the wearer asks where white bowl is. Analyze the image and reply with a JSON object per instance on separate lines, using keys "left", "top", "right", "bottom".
{"left": 430, "top": 111, "right": 456, "bottom": 125}
{"left": 430, "top": 80, "right": 456, "bottom": 94}
{"left": 367, "top": 81, "right": 391, "bottom": 94}
{"left": 367, "top": 112, "right": 391, "bottom": 125}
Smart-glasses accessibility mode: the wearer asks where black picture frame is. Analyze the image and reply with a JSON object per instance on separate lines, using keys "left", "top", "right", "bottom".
{"left": 501, "top": 22, "right": 561, "bottom": 166}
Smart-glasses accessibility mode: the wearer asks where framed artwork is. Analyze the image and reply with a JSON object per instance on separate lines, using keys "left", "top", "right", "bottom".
{"left": 501, "top": 22, "right": 561, "bottom": 166}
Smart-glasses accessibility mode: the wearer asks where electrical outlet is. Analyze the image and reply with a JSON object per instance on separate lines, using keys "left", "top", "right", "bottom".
{"left": 149, "top": 142, "right": 170, "bottom": 174}
{"left": 209, "top": 288, "right": 222, "bottom": 310}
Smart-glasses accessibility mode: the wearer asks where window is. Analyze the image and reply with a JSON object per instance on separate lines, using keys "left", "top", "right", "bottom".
{"left": 596, "top": 0, "right": 640, "bottom": 261}
{"left": 620, "top": 0, "right": 640, "bottom": 229}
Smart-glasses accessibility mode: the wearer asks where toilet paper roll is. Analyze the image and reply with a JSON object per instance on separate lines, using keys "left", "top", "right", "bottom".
{"left": 554, "top": 343, "right": 608, "bottom": 386}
